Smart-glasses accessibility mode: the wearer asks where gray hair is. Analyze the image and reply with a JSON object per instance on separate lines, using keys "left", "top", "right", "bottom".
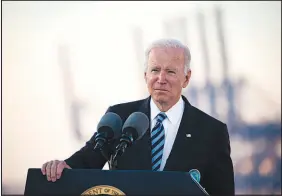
{"left": 144, "top": 38, "right": 191, "bottom": 75}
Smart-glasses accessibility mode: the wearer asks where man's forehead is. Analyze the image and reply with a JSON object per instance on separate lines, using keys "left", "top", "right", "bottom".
{"left": 149, "top": 47, "right": 185, "bottom": 58}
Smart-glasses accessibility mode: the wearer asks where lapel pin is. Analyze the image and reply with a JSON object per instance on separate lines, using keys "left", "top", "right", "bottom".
{"left": 186, "top": 134, "right": 191, "bottom": 138}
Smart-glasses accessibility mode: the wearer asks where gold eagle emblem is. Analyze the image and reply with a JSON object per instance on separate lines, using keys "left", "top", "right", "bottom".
{"left": 81, "top": 185, "right": 125, "bottom": 195}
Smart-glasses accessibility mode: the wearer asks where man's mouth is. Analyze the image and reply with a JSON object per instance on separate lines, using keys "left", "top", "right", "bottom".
{"left": 154, "top": 89, "right": 168, "bottom": 92}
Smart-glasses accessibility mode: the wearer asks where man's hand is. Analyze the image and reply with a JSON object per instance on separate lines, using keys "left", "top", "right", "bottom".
{"left": 41, "top": 160, "right": 71, "bottom": 182}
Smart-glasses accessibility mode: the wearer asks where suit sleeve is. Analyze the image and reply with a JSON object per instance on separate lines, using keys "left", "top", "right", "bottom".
{"left": 204, "top": 124, "right": 235, "bottom": 196}
{"left": 64, "top": 107, "right": 114, "bottom": 169}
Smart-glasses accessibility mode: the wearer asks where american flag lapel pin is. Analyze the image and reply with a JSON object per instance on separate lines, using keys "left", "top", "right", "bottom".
{"left": 186, "top": 133, "right": 191, "bottom": 138}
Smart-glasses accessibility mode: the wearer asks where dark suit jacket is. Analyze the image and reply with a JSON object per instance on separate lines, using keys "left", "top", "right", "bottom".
{"left": 65, "top": 95, "right": 235, "bottom": 196}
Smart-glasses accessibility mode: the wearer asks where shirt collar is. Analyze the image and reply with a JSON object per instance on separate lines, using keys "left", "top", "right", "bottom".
{"left": 150, "top": 96, "right": 184, "bottom": 125}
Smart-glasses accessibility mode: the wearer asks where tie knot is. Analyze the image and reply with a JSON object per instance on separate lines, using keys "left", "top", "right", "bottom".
{"left": 156, "top": 112, "right": 167, "bottom": 123}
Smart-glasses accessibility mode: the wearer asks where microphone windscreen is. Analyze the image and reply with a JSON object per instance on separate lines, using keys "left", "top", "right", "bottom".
{"left": 122, "top": 112, "right": 149, "bottom": 141}
{"left": 97, "top": 112, "right": 123, "bottom": 139}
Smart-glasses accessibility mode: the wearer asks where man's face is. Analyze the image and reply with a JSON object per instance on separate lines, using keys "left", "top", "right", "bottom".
{"left": 144, "top": 47, "right": 191, "bottom": 108}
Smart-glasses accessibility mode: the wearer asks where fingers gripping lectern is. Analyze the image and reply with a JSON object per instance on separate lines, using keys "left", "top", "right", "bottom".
{"left": 24, "top": 169, "right": 209, "bottom": 195}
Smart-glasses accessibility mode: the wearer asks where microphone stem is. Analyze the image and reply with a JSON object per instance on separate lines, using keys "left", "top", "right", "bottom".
{"left": 117, "top": 142, "right": 128, "bottom": 156}
{"left": 111, "top": 142, "right": 128, "bottom": 170}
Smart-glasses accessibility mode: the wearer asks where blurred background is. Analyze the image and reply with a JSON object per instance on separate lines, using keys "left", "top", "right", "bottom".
{"left": 2, "top": 1, "right": 281, "bottom": 195}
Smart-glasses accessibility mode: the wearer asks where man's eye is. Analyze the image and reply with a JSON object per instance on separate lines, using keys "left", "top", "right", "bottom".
{"left": 151, "top": 69, "right": 158, "bottom": 72}
{"left": 168, "top": 70, "right": 175, "bottom": 74}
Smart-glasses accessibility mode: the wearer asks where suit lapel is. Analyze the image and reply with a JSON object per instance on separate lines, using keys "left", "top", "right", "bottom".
{"left": 164, "top": 95, "right": 198, "bottom": 171}
{"left": 137, "top": 96, "right": 151, "bottom": 124}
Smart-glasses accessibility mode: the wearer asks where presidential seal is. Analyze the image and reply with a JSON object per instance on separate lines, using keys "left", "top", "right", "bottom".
{"left": 81, "top": 185, "right": 125, "bottom": 195}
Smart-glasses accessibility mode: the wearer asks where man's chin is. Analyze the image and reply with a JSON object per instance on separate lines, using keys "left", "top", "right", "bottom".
{"left": 152, "top": 95, "right": 169, "bottom": 104}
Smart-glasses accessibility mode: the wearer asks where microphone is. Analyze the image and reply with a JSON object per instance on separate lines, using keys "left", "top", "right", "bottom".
{"left": 112, "top": 112, "right": 149, "bottom": 164}
{"left": 188, "top": 169, "right": 209, "bottom": 195}
{"left": 94, "top": 112, "right": 123, "bottom": 151}
{"left": 189, "top": 169, "right": 201, "bottom": 183}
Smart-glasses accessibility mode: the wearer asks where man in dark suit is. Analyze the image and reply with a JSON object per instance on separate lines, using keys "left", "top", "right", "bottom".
{"left": 41, "top": 38, "right": 235, "bottom": 195}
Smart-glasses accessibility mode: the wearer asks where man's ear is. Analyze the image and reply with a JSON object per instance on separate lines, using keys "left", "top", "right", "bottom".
{"left": 144, "top": 72, "right": 147, "bottom": 83}
{"left": 183, "top": 70, "right": 191, "bottom": 88}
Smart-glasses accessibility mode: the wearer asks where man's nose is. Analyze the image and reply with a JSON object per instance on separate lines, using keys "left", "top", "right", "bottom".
{"left": 157, "top": 71, "right": 167, "bottom": 84}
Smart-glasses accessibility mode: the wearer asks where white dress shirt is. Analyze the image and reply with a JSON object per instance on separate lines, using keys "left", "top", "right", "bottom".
{"left": 150, "top": 97, "right": 185, "bottom": 171}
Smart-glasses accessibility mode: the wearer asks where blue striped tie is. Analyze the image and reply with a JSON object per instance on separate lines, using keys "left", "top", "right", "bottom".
{"left": 151, "top": 112, "right": 167, "bottom": 171}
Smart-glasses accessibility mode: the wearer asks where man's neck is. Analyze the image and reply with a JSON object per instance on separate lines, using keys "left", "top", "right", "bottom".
{"left": 153, "top": 97, "right": 181, "bottom": 112}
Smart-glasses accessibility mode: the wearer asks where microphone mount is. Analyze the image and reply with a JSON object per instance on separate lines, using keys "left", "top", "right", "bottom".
{"left": 109, "top": 133, "right": 134, "bottom": 170}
